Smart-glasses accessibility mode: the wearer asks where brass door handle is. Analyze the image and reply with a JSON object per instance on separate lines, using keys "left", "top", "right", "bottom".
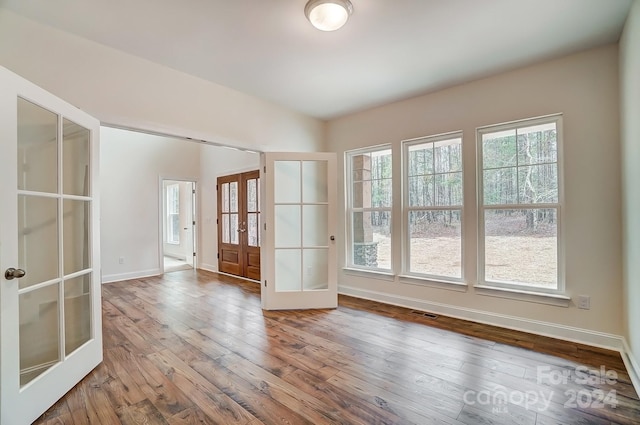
{"left": 5, "top": 268, "right": 26, "bottom": 280}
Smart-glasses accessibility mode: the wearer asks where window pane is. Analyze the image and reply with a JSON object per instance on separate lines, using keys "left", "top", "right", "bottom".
{"left": 434, "top": 139, "right": 462, "bottom": 173}
{"left": 229, "top": 182, "right": 238, "bottom": 213}
{"left": 274, "top": 161, "right": 300, "bottom": 203}
{"left": 63, "top": 199, "right": 90, "bottom": 275}
{"left": 352, "top": 180, "right": 371, "bottom": 208}
{"left": 517, "top": 123, "right": 557, "bottom": 165}
{"left": 434, "top": 172, "right": 462, "bottom": 206}
{"left": 222, "top": 183, "right": 229, "bottom": 213}
{"left": 484, "top": 208, "right": 557, "bottom": 287}
{"left": 18, "top": 195, "right": 59, "bottom": 289}
{"left": 409, "top": 210, "right": 461, "bottom": 278}
{"left": 483, "top": 168, "right": 517, "bottom": 205}
{"left": 169, "top": 213, "right": 180, "bottom": 244}
{"left": 63, "top": 118, "right": 90, "bottom": 196}
{"left": 408, "top": 144, "right": 434, "bottom": 176}
{"left": 248, "top": 213, "right": 259, "bottom": 247}
{"left": 18, "top": 98, "right": 58, "bottom": 193}
{"left": 64, "top": 274, "right": 91, "bottom": 355}
{"left": 222, "top": 214, "right": 230, "bottom": 244}
{"left": 518, "top": 164, "right": 558, "bottom": 204}
{"left": 20, "top": 283, "right": 60, "bottom": 386}
{"left": 230, "top": 213, "right": 239, "bottom": 244}
{"left": 371, "top": 178, "right": 392, "bottom": 207}
{"left": 408, "top": 175, "right": 434, "bottom": 207}
{"left": 351, "top": 211, "right": 391, "bottom": 269}
{"left": 482, "top": 131, "right": 517, "bottom": 169}
{"left": 247, "top": 179, "right": 257, "bottom": 212}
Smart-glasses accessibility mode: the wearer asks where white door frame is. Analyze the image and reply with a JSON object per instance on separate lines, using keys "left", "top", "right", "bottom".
{"left": 158, "top": 177, "right": 198, "bottom": 272}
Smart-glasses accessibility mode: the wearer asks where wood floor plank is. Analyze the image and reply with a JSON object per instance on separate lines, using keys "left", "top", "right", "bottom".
{"left": 31, "top": 270, "right": 639, "bottom": 425}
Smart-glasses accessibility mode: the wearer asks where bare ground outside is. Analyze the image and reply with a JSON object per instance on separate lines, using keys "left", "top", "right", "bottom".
{"left": 373, "top": 234, "right": 557, "bottom": 287}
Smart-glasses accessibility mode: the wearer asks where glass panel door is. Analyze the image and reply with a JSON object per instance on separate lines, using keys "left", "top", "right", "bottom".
{"left": 0, "top": 66, "right": 102, "bottom": 425}
{"left": 261, "top": 152, "right": 337, "bottom": 310}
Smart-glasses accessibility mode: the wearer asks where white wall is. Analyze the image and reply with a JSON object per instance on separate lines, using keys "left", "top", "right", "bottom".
{"left": 100, "top": 127, "right": 201, "bottom": 282}
{"left": 327, "top": 45, "right": 623, "bottom": 345}
{"left": 199, "top": 147, "right": 260, "bottom": 272}
{"left": 100, "top": 126, "right": 259, "bottom": 282}
{"left": 620, "top": 0, "right": 640, "bottom": 385}
{"left": 0, "top": 9, "right": 325, "bottom": 153}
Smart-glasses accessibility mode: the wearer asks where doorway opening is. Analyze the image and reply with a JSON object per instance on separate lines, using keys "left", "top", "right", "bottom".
{"left": 162, "top": 179, "right": 196, "bottom": 273}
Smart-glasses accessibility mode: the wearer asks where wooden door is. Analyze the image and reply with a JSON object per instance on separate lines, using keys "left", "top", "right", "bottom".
{"left": 217, "top": 171, "right": 261, "bottom": 280}
{"left": 0, "top": 66, "right": 103, "bottom": 424}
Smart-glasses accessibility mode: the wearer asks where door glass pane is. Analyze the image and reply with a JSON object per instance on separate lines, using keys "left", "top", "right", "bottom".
{"left": 64, "top": 274, "right": 91, "bottom": 355}
{"left": 275, "top": 249, "right": 301, "bottom": 291}
{"left": 275, "top": 205, "right": 301, "bottom": 248}
{"left": 63, "top": 200, "right": 90, "bottom": 275}
{"left": 275, "top": 161, "right": 300, "bottom": 203}
{"left": 303, "top": 205, "right": 328, "bottom": 247}
{"left": 222, "top": 183, "right": 229, "bottom": 213}
{"left": 247, "top": 179, "right": 257, "bottom": 212}
{"left": 63, "top": 119, "right": 90, "bottom": 196}
{"left": 248, "top": 213, "right": 259, "bottom": 247}
{"left": 222, "top": 214, "right": 230, "bottom": 244}
{"left": 17, "top": 98, "right": 58, "bottom": 193}
{"left": 303, "top": 249, "right": 328, "bottom": 290}
{"left": 18, "top": 195, "right": 59, "bottom": 289}
{"left": 230, "top": 213, "right": 239, "bottom": 244}
{"left": 302, "top": 161, "right": 328, "bottom": 203}
{"left": 230, "top": 182, "right": 238, "bottom": 213}
{"left": 19, "top": 283, "right": 60, "bottom": 386}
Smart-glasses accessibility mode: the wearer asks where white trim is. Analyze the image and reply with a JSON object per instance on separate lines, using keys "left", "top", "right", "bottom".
{"left": 476, "top": 114, "right": 565, "bottom": 294}
{"left": 199, "top": 263, "right": 218, "bottom": 273}
{"left": 101, "top": 269, "right": 161, "bottom": 284}
{"left": 475, "top": 284, "right": 570, "bottom": 307}
{"left": 621, "top": 338, "right": 640, "bottom": 396}
{"left": 338, "top": 285, "right": 624, "bottom": 351}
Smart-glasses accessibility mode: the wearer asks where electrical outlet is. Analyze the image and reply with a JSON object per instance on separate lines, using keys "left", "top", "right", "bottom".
{"left": 577, "top": 295, "right": 590, "bottom": 310}
{"left": 118, "top": 256, "right": 125, "bottom": 265}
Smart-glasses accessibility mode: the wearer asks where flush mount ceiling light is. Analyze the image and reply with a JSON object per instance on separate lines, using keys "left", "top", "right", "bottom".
{"left": 305, "top": 0, "right": 353, "bottom": 32}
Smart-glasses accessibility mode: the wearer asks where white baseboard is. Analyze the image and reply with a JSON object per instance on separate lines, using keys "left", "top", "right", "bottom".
{"left": 102, "top": 268, "right": 161, "bottom": 284}
{"left": 338, "top": 285, "right": 625, "bottom": 352}
{"left": 621, "top": 339, "right": 640, "bottom": 396}
{"left": 198, "top": 263, "right": 218, "bottom": 273}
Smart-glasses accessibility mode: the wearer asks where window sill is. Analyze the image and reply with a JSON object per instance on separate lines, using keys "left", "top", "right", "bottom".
{"left": 475, "top": 284, "right": 570, "bottom": 307}
{"left": 398, "top": 275, "right": 468, "bottom": 292}
{"left": 342, "top": 267, "right": 395, "bottom": 282}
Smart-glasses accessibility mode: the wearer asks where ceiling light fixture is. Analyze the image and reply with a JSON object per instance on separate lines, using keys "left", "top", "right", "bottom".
{"left": 305, "top": 0, "right": 353, "bottom": 32}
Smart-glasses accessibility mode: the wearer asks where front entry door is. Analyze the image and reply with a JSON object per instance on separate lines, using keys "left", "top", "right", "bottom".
{"left": 217, "top": 171, "right": 261, "bottom": 280}
{"left": 261, "top": 152, "right": 337, "bottom": 310}
{"left": 0, "top": 67, "right": 102, "bottom": 424}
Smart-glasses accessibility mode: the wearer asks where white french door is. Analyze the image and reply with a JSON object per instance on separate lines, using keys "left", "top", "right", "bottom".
{"left": 0, "top": 67, "right": 102, "bottom": 424}
{"left": 261, "top": 152, "right": 337, "bottom": 310}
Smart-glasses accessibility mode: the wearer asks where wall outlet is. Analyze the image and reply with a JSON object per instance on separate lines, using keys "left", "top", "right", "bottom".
{"left": 577, "top": 295, "right": 591, "bottom": 310}
{"left": 118, "top": 256, "right": 125, "bottom": 265}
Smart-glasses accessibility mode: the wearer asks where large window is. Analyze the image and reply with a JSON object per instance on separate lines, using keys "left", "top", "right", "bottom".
{"left": 404, "top": 133, "right": 463, "bottom": 280}
{"left": 478, "top": 115, "right": 562, "bottom": 291}
{"left": 346, "top": 147, "right": 392, "bottom": 271}
{"left": 166, "top": 183, "right": 180, "bottom": 244}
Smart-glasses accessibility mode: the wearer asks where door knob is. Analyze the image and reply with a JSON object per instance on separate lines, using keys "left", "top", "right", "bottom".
{"left": 5, "top": 268, "right": 26, "bottom": 280}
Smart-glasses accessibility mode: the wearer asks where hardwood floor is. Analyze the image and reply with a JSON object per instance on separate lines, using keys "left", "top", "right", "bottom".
{"left": 34, "top": 270, "right": 639, "bottom": 425}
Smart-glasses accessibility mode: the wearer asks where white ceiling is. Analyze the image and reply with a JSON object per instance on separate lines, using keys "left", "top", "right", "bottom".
{"left": 3, "top": 0, "right": 633, "bottom": 120}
